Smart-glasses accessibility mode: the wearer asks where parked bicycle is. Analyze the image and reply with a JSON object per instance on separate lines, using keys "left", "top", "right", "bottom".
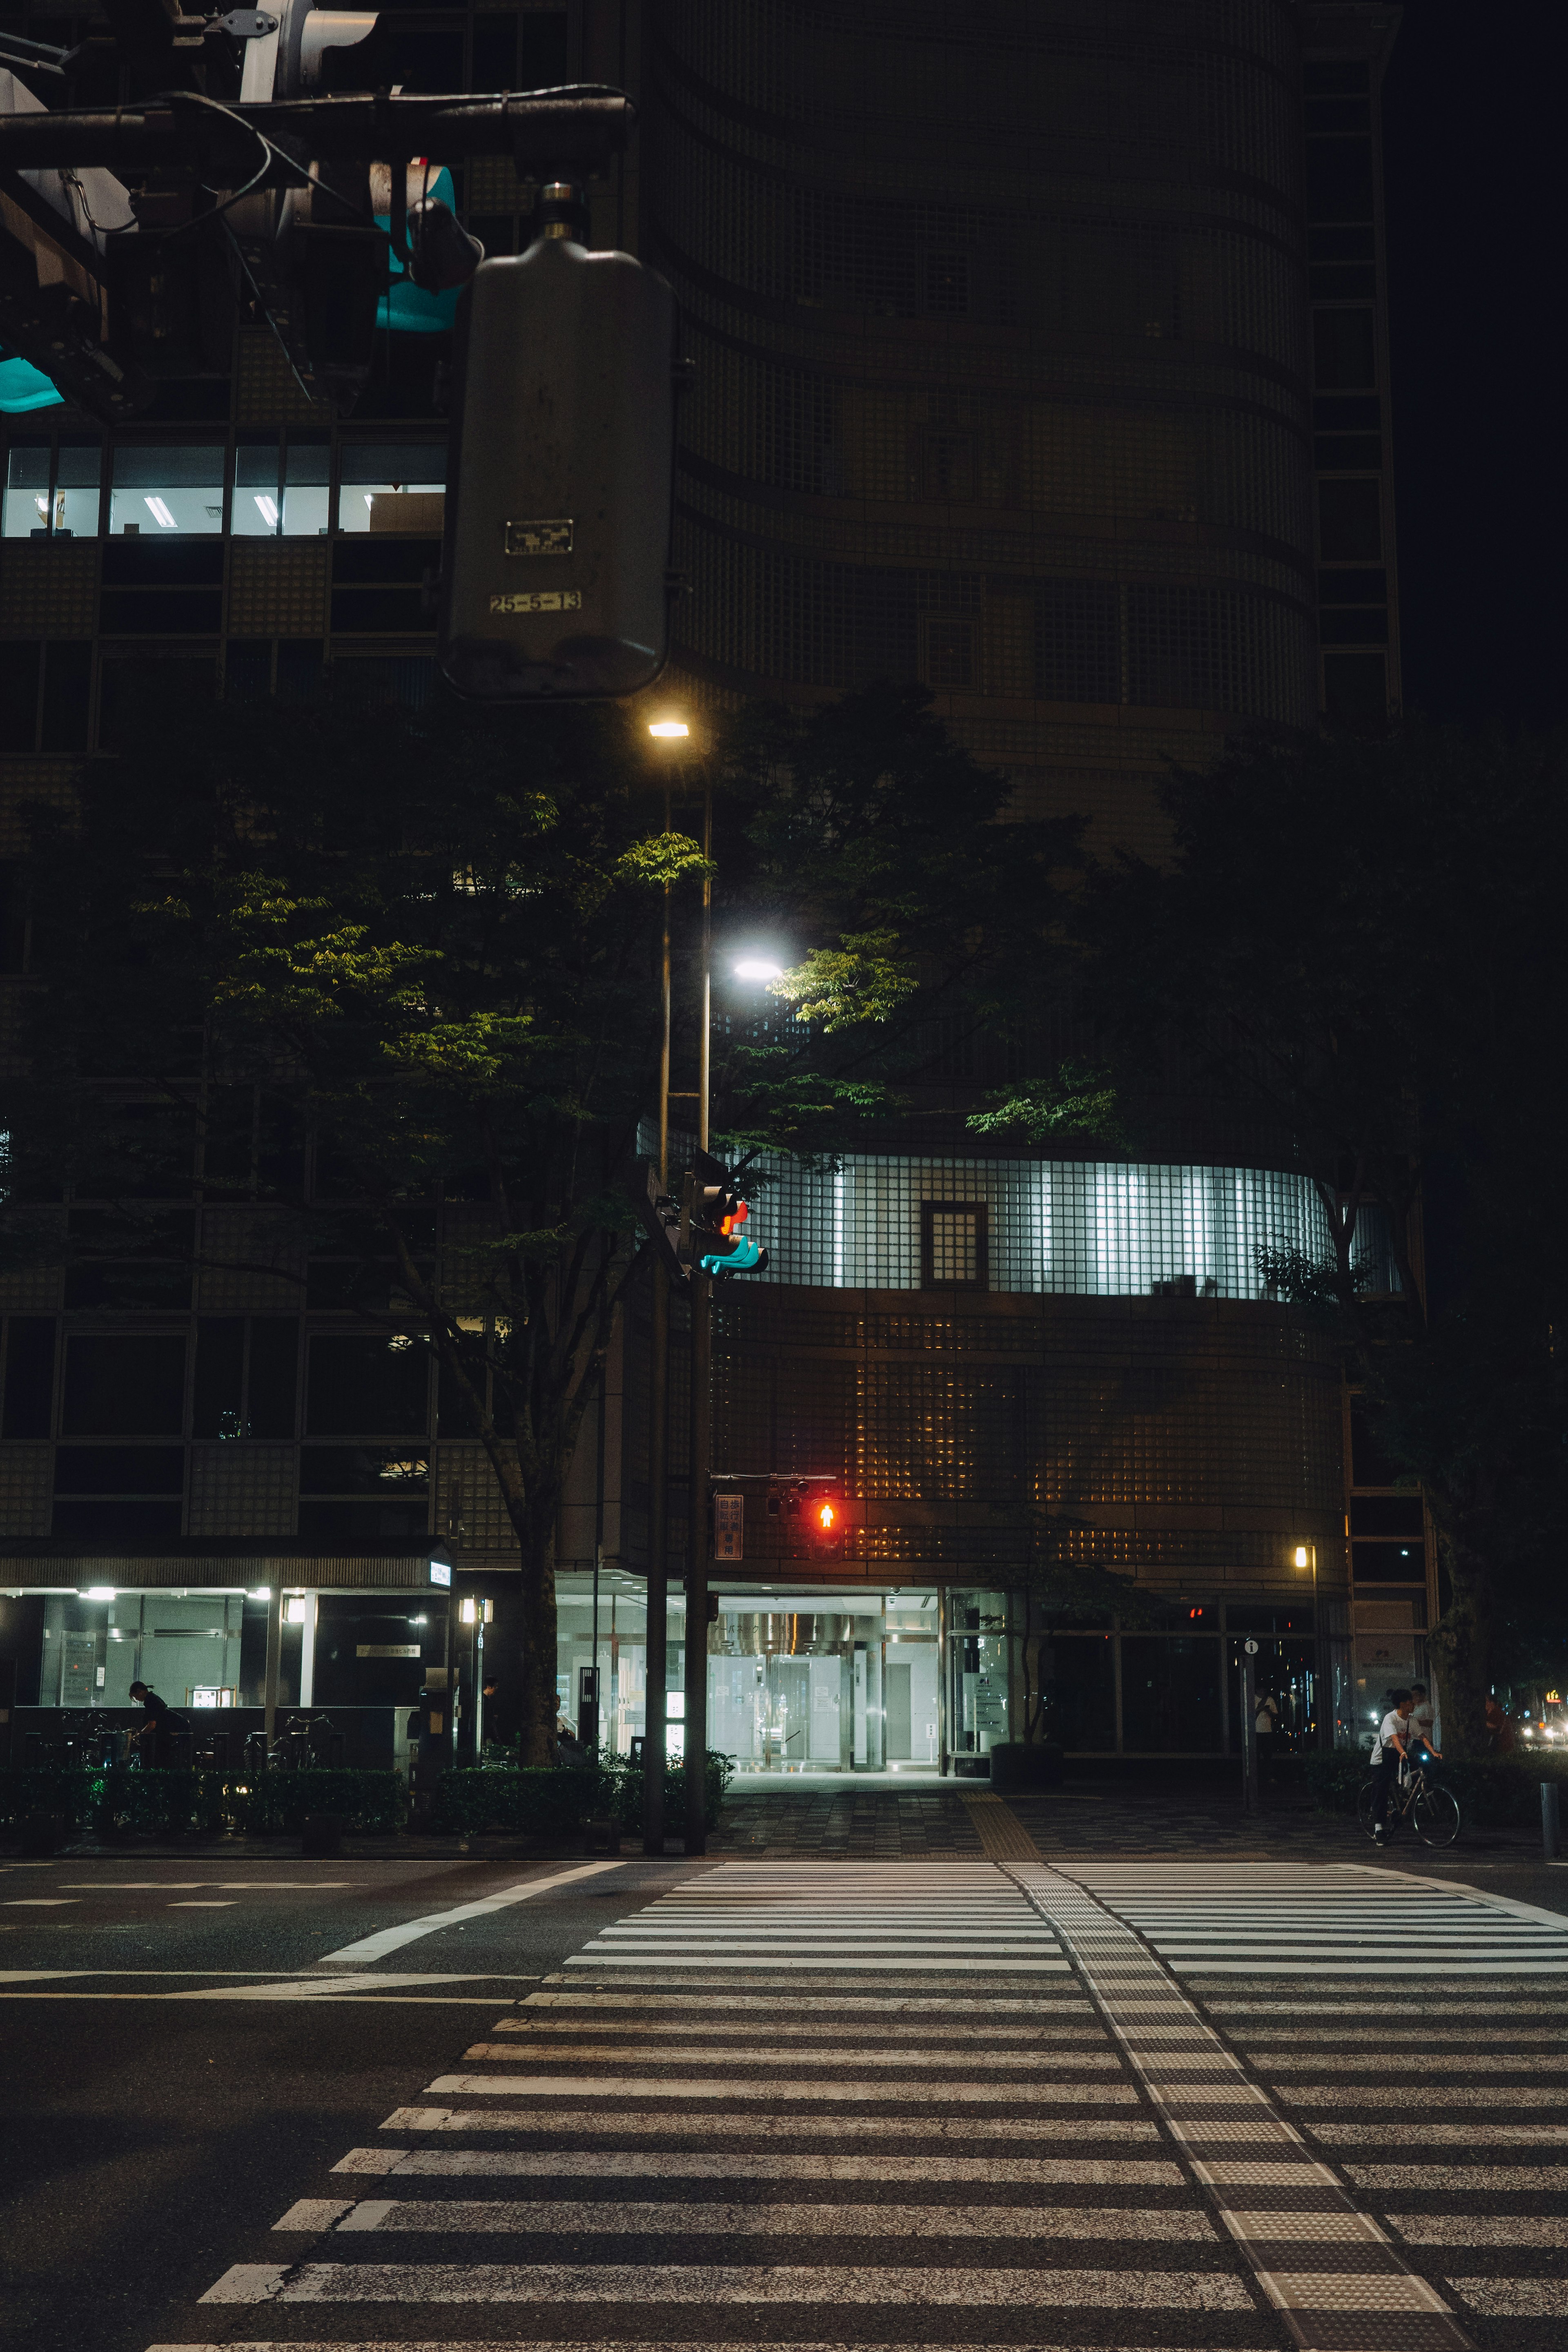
{"left": 1358, "top": 1757, "right": 1461, "bottom": 1848}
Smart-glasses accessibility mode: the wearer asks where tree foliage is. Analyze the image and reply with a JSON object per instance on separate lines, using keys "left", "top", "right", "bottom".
{"left": 1080, "top": 723, "right": 1568, "bottom": 1750}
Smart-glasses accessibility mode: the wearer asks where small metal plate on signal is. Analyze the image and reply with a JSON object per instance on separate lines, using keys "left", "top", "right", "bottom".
{"left": 505, "top": 519, "right": 573, "bottom": 556}
{"left": 490, "top": 589, "right": 582, "bottom": 614}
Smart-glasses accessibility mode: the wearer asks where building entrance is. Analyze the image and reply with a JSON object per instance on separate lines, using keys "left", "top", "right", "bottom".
{"left": 708, "top": 1590, "right": 940, "bottom": 1774}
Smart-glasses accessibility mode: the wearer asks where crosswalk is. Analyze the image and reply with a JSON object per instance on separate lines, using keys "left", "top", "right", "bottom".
{"left": 1077, "top": 1860, "right": 1568, "bottom": 1971}
{"left": 146, "top": 1854, "right": 1567, "bottom": 2350}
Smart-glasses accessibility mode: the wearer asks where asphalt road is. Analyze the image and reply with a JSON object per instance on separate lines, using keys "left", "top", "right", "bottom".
{"left": 0, "top": 1852, "right": 702, "bottom": 2352}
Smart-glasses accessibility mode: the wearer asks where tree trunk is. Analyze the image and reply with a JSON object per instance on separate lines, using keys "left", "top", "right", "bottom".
{"left": 517, "top": 1513, "right": 560, "bottom": 1768}
{"left": 1425, "top": 1516, "right": 1493, "bottom": 1759}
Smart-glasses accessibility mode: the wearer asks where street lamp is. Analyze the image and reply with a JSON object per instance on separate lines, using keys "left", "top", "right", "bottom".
{"left": 733, "top": 955, "right": 784, "bottom": 982}
{"left": 1293, "top": 1542, "right": 1322, "bottom": 1750}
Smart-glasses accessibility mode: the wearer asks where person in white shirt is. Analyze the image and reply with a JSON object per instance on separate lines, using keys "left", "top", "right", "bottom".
{"left": 1254, "top": 1689, "right": 1281, "bottom": 1784}
{"left": 1369, "top": 1688, "right": 1417, "bottom": 1843}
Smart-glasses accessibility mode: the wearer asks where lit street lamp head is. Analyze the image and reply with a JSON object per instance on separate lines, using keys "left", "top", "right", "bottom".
{"left": 733, "top": 956, "right": 784, "bottom": 982}
{"left": 647, "top": 719, "right": 690, "bottom": 740}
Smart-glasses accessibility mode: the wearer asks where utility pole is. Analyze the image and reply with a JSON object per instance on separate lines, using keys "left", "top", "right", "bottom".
{"left": 685, "top": 777, "right": 713, "bottom": 1855}
{"left": 644, "top": 789, "right": 672, "bottom": 1855}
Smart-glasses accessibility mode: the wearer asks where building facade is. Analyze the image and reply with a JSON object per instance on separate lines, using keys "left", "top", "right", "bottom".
{"left": 0, "top": 0, "right": 1427, "bottom": 1773}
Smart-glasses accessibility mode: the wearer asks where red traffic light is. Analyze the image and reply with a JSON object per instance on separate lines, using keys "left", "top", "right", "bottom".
{"left": 816, "top": 1500, "right": 837, "bottom": 1533}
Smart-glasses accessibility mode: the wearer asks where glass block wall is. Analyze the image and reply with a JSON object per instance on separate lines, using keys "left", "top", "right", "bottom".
{"left": 662, "top": 1141, "right": 1393, "bottom": 1299}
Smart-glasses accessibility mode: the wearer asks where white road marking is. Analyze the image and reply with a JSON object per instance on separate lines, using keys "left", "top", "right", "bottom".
{"left": 168, "top": 1902, "right": 236, "bottom": 1909}
{"left": 319, "top": 2198, "right": 1213, "bottom": 2239}
{"left": 380, "top": 2108, "right": 1161, "bottom": 2140}
{"left": 2, "top": 1899, "right": 78, "bottom": 1906}
{"left": 331, "top": 2149, "right": 1184, "bottom": 2183}
{"left": 315, "top": 1862, "right": 623, "bottom": 1966}
{"left": 198, "top": 2261, "right": 1256, "bottom": 2307}
{"left": 1391, "top": 2216, "right": 1568, "bottom": 2245}
{"left": 564, "top": 1955, "right": 1069, "bottom": 1972}
{"left": 1350, "top": 2165, "right": 1568, "bottom": 2187}
{"left": 458, "top": 2042, "right": 1120, "bottom": 2069}
{"left": 421, "top": 2074, "right": 1136, "bottom": 2104}
{"left": 1445, "top": 2279, "right": 1568, "bottom": 2313}
{"left": 523, "top": 1992, "right": 1090, "bottom": 2013}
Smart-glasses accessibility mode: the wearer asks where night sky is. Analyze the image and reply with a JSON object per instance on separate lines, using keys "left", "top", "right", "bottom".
{"left": 1383, "top": 0, "right": 1567, "bottom": 729}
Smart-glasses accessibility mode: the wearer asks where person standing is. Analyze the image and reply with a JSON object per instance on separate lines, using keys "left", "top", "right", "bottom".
{"left": 1254, "top": 1687, "right": 1281, "bottom": 1786}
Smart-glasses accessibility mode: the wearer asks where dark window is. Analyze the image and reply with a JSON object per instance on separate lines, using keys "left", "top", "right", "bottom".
{"left": 1309, "top": 225, "right": 1374, "bottom": 263}
{"left": 192, "top": 1318, "right": 246, "bottom": 1439}
{"left": 1037, "top": 1634, "right": 1116, "bottom": 1750}
{"left": 1305, "top": 138, "right": 1374, "bottom": 223}
{"left": 921, "top": 1201, "right": 988, "bottom": 1291}
{"left": 40, "top": 642, "right": 92, "bottom": 752}
{"left": 330, "top": 589, "right": 432, "bottom": 634}
{"left": 312, "top": 1599, "right": 433, "bottom": 1706}
{"left": 0, "top": 642, "right": 40, "bottom": 749}
{"left": 52, "top": 1499, "right": 184, "bottom": 1543}
{"left": 100, "top": 589, "right": 223, "bottom": 634}
{"left": 471, "top": 12, "right": 518, "bottom": 87}
{"left": 1349, "top": 1395, "right": 1400, "bottom": 1486}
{"left": 1351, "top": 1495, "right": 1425, "bottom": 1538}
{"left": 1318, "top": 478, "right": 1381, "bottom": 561}
{"left": 101, "top": 540, "right": 225, "bottom": 586}
{"left": 297, "top": 1499, "right": 430, "bottom": 1546}
{"left": 54, "top": 1446, "right": 184, "bottom": 1494}
{"left": 1352, "top": 1540, "right": 1425, "bottom": 1584}
{"left": 65, "top": 1207, "right": 195, "bottom": 1310}
{"left": 247, "top": 1318, "right": 300, "bottom": 1439}
{"left": 1120, "top": 1636, "right": 1223, "bottom": 1752}
{"left": 225, "top": 640, "right": 272, "bottom": 703}
{"left": 1310, "top": 264, "right": 1376, "bottom": 301}
{"left": 1321, "top": 610, "right": 1388, "bottom": 647}
{"left": 276, "top": 641, "right": 324, "bottom": 701}
{"left": 1313, "top": 395, "right": 1380, "bottom": 430}
{"left": 1323, "top": 650, "right": 1388, "bottom": 725}
{"left": 1304, "top": 60, "right": 1370, "bottom": 94}
{"left": 1313, "top": 308, "right": 1375, "bottom": 391}
{"left": 306, "top": 1333, "right": 430, "bottom": 1436}
{"left": 2, "top": 1318, "right": 56, "bottom": 1438}
{"left": 62, "top": 1335, "right": 186, "bottom": 1435}
{"left": 518, "top": 10, "right": 568, "bottom": 85}
{"left": 99, "top": 657, "right": 218, "bottom": 751}
{"left": 1314, "top": 434, "right": 1383, "bottom": 471}
{"left": 0, "top": 858, "right": 27, "bottom": 974}
{"left": 1226, "top": 1606, "right": 1316, "bottom": 1635}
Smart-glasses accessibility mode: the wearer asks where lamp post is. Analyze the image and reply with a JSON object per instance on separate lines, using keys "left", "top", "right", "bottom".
{"left": 1294, "top": 1542, "right": 1322, "bottom": 1750}
{"left": 645, "top": 715, "right": 790, "bottom": 1851}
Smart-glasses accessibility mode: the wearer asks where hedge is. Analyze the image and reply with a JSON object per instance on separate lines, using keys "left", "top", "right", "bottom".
{"left": 430, "top": 1750, "right": 735, "bottom": 1839}
{"left": 0, "top": 1763, "right": 406, "bottom": 1837}
{"left": 1305, "top": 1748, "right": 1568, "bottom": 1828}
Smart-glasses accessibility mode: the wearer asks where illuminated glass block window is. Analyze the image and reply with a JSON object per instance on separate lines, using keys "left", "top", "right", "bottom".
{"left": 922, "top": 1201, "right": 987, "bottom": 1291}
{"left": 337, "top": 441, "right": 446, "bottom": 534}
{"left": 110, "top": 442, "right": 225, "bottom": 535}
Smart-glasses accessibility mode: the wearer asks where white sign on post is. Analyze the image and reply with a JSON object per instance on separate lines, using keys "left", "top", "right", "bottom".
{"left": 713, "top": 1492, "right": 744, "bottom": 1564}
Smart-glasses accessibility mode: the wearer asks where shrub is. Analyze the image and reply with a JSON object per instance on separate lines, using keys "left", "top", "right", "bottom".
{"left": 0, "top": 1763, "right": 406, "bottom": 1838}
{"left": 430, "top": 1750, "right": 735, "bottom": 1840}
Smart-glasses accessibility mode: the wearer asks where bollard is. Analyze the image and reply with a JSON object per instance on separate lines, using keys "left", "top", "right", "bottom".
{"left": 1544, "top": 1781, "right": 1561, "bottom": 1862}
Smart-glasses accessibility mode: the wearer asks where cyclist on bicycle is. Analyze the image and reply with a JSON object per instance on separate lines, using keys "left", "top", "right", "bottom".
{"left": 1369, "top": 1687, "right": 1422, "bottom": 1844}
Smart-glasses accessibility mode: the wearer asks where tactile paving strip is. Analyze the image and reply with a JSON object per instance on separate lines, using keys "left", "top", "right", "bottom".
{"left": 1006, "top": 1864, "right": 1474, "bottom": 2352}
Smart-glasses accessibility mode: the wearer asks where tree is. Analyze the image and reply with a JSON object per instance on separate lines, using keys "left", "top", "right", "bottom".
{"left": 6, "top": 678, "right": 708, "bottom": 1763}
{"left": 6, "top": 676, "right": 1114, "bottom": 1765}
{"left": 1079, "top": 723, "right": 1568, "bottom": 1754}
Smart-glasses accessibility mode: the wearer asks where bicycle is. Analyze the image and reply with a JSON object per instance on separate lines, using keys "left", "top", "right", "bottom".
{"left": 1358, "top": 1757, "right": 1461, "bottom": 1848}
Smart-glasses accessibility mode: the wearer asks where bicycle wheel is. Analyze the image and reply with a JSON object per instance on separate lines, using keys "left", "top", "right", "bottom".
{"left": 1413, "top": 1783, "right": 1461, "bottom": 1848}
{"left": 1356, "top": 1779, "right": 1381, "bottom": 1839}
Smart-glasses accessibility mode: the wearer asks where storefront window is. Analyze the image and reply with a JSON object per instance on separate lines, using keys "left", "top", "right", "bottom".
{"left": 1120, "top": 1634, "right": 1223, "bottom": 1752}
{"left": 1038, "top": 1632, "right": 1116, "bottom": 1751}
{"left": 109, "top": 442, "right": 225, "bottom": 535}
{"left": 337, "top": 440, "right": 446, "bottom": 533}
{"left": 949, "top": 1588, "right": 1009, "bottom": 1761}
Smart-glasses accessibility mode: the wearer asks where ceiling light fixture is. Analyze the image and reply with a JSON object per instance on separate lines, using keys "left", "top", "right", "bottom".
{"left": 145, "top": 496, "right": 176, "bottom": 528}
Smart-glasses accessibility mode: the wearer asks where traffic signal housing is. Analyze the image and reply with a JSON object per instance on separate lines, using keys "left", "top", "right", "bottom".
{"left": 680, "top": 1150, "right": 768, "bottom": 1279}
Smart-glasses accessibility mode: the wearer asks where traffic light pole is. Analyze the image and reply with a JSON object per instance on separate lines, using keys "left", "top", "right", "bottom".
{"left": 685, "top": 780, "right": 714, "bottom": 1855}
{"left": 644, "top": 801, "right": 672, "bottom": 1855}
